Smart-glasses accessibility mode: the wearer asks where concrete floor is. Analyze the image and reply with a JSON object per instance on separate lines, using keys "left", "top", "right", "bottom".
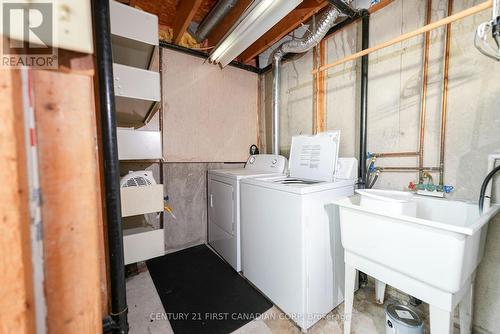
{"left": 126, "top": 269, "right": 460, "bottom": 334}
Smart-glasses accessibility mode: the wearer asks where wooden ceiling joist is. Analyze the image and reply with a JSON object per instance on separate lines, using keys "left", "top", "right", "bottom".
{"left": 240, "top": 0, "right": 329, "bottom": 63}
{"left": 173, "top": 0, "right": 204, "bottom": 44}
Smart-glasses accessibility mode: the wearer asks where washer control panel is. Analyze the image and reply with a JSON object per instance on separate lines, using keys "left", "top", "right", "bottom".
{"left": 245, "top": 154, "right": 287, "bottom": 173}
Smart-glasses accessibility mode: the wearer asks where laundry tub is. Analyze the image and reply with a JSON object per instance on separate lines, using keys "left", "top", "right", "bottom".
{"left": 334, "top": 191, "right": 500, "bottom": 333}
{"left": 355, "top": 189, "right": 417, "bottom": 304}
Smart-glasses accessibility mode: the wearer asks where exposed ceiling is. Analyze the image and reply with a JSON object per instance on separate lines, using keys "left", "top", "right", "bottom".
{"left": 116, "top": 0, "right": 394, "bottom": 64}
{"left": 116, "top": 0, "right": 330, "bottom": 64}
{"left": 118, "top": 0, "right": 217, "bottom": 27}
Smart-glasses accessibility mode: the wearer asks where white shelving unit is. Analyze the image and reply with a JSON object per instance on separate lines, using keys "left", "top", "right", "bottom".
{"left": 123, "top": 227, "right": 164, "bottom": 265}
{"left": 113, "top": 64, "right": 161, "bottom": 126}
{"left": 110, "top": 0, "right": 164, "bottom": 265}
{"left": 110, "top": 0, "right": 158, "bottom": 67}
{"left": 120, "top": 185, "right": 164, "bottom": 217}
{"left": 117, "top": 128, "right": 162, "bottom": 160}
{"left": 110, "top": 0, "right": 161, "bottom": 128}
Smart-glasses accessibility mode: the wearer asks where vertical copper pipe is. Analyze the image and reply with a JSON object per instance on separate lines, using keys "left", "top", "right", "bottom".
{"left": 315, "top": 39, "right": 326, "bottom": 133}
{"left": 418, "top": 0, "right": 432, "bottom": 182}
{"left": 439, "top": 0, "right": 453, "bottom": 185}
{"left": 313, "top": 44, "right": 319, "bottom": 134}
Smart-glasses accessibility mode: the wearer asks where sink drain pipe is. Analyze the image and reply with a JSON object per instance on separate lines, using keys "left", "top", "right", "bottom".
{"left": 358, "top": 9, "right": 370, "bottom": 189}
{"left": 271, "top": 2, "right": 354, "bottom": 155}
{"left": 92, "top": 0, "right": 129, "bottom": 333}
{"left": 357, "top": 9, "right": 370, "bottom": 287}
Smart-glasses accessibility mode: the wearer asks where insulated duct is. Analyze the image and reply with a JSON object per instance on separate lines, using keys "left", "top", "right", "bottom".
{"left": 193, "top": 0, "right": 239, "bottom": 43}
{"left": 271, "top": 1, "right": 353, "bottom": 154}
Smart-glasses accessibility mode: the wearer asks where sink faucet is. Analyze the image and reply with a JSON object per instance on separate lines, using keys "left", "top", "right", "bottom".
{"left": 479, "top": 154, "right": 500, "bottom": 213}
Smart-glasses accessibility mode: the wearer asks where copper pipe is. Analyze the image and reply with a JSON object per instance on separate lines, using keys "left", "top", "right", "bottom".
{"left": 313, "top": 37, "right": 326, "bottom": 134}
{"left": 439, "top": 0, "right": 453, "bottom": 185}
{"left": 371, "top": 151, "right": 419, "bottom": 158}
{"left": 377, "top": 166, "right": 441, "bottom": 172}
{"left": 313, "top": 43, "right": 319, "bottom": 134}
{"left": 318, "top": 39, "right": 326, "bottom": 133}
{"left": 419, "top": 0, "right": 433, "bottom": 182}
{"left": 313, "top": 1, "right": 492, "bottom": 74}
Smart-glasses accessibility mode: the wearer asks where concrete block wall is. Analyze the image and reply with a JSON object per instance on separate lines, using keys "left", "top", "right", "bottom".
{"left": 162, "top": 163, "right": 222, "bottom": 253}
{"left": 162, "top": 163, "right": 244, "bottom": 253}
{"left": 261, "top": 0, "right": 500, "bottom": 332}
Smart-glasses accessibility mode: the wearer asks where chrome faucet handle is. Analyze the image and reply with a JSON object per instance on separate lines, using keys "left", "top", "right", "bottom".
{"left": 474, "top": 0, "right": 500, "bottom": 60}
{"left": 474, "top": 21, "right": 500, "bottom": 61}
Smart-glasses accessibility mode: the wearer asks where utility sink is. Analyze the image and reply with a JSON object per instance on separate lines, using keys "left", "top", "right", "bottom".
{"left": 334, "top": 190, "right": 500, "bottom": 333}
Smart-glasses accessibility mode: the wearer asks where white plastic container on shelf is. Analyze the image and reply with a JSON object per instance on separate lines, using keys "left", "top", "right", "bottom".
{"left": 356, "top": 189, "right": 417, "bottom": 217}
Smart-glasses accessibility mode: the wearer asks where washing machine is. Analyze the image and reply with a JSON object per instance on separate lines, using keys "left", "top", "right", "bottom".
{"left": 240, "top": 132, "right": 357, "bottom": 331}
{"left": 208, "top": 154, "right": 287, "bottom": 272}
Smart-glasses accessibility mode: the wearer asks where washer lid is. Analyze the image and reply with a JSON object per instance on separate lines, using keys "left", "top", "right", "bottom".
{"left": 386, "top": 304, "right": 423, "bottom": 327}
{"left": 289, "top": 131, "right": 340, "bottom": 182}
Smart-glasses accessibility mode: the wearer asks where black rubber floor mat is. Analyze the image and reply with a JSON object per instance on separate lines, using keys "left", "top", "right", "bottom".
{"left": 146, "top": 245, "right": 273, "bottom": 334}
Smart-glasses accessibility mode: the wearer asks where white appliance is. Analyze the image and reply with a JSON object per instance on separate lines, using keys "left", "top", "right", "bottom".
{"left": 120, "top": 170, "right": 156, "bottom": 188}
{"left": 208, "top": 154, "right": 287, "bottom": 272}
{"left": 240, "top": 131, "right": 357, "bottom": 331}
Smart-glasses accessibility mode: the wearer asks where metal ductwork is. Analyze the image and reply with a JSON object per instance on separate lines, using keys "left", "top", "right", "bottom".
{"left": 328, "top": 0, "right": 357, "bottom": 18}
{"left": 271, "top": 1, "right": 354, "bottom": 155}
{"left": 193, "top": 0, "right": 239, "bottom": 43}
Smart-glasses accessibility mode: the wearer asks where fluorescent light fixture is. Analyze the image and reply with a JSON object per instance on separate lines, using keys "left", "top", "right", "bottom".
{"left": 209, "top": 0, "right": 303, "bottom": 67}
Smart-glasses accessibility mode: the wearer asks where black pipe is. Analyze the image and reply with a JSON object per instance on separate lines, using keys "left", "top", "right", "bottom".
{"left": 159, "top": 40, "right": 261, "bottom": 74}
{"left": 328, "top": 0, "right": 358, "bottom": 18}
{"left": 479, "top": 164, "right": 500, "bottom": 214}
{"left": 103, "top": 316, "right": 120, "bottom": 333}
{"left": 92, "top": 1, "right": 129, "bottom": 333}
{"left": 359, "top": 9, "right": 370, "bottom": 188}
{"left": 325, "top": 12, "right": 361, "bottom": 37}
{"left": 357, "top": 9, "right": 370, "bottom": 287}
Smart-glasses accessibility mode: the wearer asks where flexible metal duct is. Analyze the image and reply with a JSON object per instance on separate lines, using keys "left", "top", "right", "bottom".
{"left": 193, "top": 0, "right": 239, "bottom": 43}
{"left": 271, "top": 2, "right": 352, "bottom": 154}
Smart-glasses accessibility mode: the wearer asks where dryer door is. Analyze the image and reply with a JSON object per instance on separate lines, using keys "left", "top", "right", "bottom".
{"left": 208, "top": 179, "right": 234, "bottom": 238}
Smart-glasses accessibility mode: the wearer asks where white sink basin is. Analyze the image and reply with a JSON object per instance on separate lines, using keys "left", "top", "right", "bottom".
{"left": 336, "top": 193, "right": 500, "bottom": 293}
{"left": 335, "top": 191, "right": 500, "bottom": 333}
